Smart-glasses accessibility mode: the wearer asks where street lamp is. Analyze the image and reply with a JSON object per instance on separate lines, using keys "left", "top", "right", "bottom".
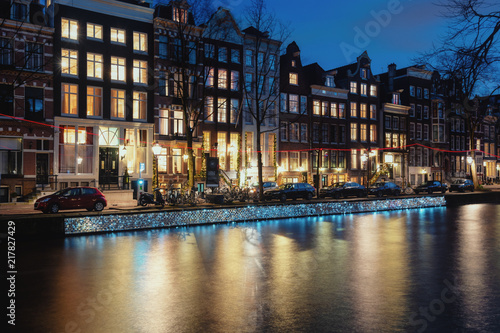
{"left": 152, "top": 142, "right": 162, "bottom": 188}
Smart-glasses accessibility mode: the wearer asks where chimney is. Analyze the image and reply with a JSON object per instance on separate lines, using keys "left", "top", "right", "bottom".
{"left": 388, "top": 63, "right": 396, "bottom": 91}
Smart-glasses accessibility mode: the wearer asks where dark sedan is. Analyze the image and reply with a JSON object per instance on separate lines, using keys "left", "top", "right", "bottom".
{"left": 263, "top": 183, "right": 315, "bottom": 202}
{"left": 449, "top": 179, "right": 474, "bottom": 192}
{"left": 319, "top": 182, "right": 367, "bottom": 199}
{"left": 34, "top": 187, "right": 107, "bottom": 213}
{"left": 368, "top": 181, "right": 401, "bottom": 197}
{"left": 414, "top": 181, "right": 448, "bottom": 195}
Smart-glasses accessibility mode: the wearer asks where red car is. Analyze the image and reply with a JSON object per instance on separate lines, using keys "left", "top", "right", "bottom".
{"left": 34, "top": 187, "right": 107, "bottom": 213}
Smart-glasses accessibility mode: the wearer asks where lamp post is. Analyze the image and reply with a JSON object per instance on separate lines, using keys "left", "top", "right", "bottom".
{"left": 152, "top": 142, "right": 162, "bottom": 189}
{"left": 361, "top": 152, "right": 368, "bottom": 186}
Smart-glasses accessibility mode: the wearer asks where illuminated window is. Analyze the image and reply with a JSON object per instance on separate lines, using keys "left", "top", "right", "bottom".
{"left": 350, "top": 81, "right": 357, "bottom": 94}
{"left": 289, "top": 73, "right": 298, "bottom": 85}
{"left": 217, "top": 132, "right": 227, "bottom": 170}
{"left": 350, "top": 102, "right": 357, "bottom": 117}
{"left": 218, "top": 98, "right": 226, "bottom": 123}
{"left": 133, "top": 91, "right": 146, "bottom": 120}
{"left": 331, "top": 103, "right": 338, "bottom": 117}
{"left": 206, "top": 68, "right": 214, "bottom": 87}
{"left": 360, "top": 124, "right": 367, "bottom": 142}
{"left": 360, "top": 103, "right": 367, "bottom": 118}
{"left": 361, "top": 68, "right": 367, "bottom": 79}
{"left": 370, "top": 85, "right": 377, "bottom": 97}
{"left": 111, "top": 89, "right": 125, "bottom": 119}
{"left": 370, "top": 104, "right": 376, "bottom": 119}
{"left": 230, "top": 99, "right": 238, "bottom": 124}
{"left": 110, "top": 28, "right": 125, "bottom": 44}
{"left": 86, "top": 87, "right": 102, "bottom": 117}
{"left": 133, "top": 60, "right": 147, "bottom": 84}
{"left": 322, "top": 101, "right": 328, "bottom": 116}
{"left": 87, "top": 53, "right": 102, "bottom": 79}
{"left": 173, "top": 110, "right": 184, "bottom": 135}
{"left": 313, "top": 100, "right": 320, "bottom": 115}
{"left": 231, "top": 71, "right": 239, "bottom": 91}
{"left": 218, "top": 69, "right": 227, "bottom": 89}
{"left": 205, "top": 96, "right": 214, "bottom": 122}
{"left": 360, "top": 83, "right": 367, "bottom": 95}
{"left": 62, "top": 49, "right": 78, "bottom": 75}
{"left": 339, "top": 103, "right": 345, "bottom": 118}
{"left": 173, "top": 7, "right": 187, "bottom": 23}
{"left": 351, "top": 149, "right": 358, "bottom": 169}
{"left": 203, "top": 131, "right": 211, "bottom": 152}
{"left": 62, "top": 18, "right": 78, "bottom": 40}
{"left": 111, "top": 57, "right": 125, "bottom": 81}
{"left": 133, "top": 32, "right": 147, "bottom": 52}
{"left": 62, "top": 83, "right": 78, "bottom": 115}
{"left": 370, "top": 124, "right": 377, "bottom": 143}
{"left": 87, "top": 23, "right": 102, "bottom": 40}
{"left": 350, "top": 123, "right": 357, "bottom": 141}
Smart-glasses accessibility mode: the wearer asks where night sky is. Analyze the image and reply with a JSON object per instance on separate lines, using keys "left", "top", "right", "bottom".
{"left": 219, "top": 0, "right": 448, "bottom": 73}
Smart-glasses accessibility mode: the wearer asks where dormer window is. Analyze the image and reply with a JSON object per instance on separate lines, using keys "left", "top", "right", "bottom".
{"left": 361, "top": 68, "right": 368, "bottom": 79}
{"left": 325, "top": 76, "right": 334, "bottom": 88}
{"left": 173, "top": 7, "right": 187, "bottom": 23}
{"left": 12, "top": 1, "right": 28, "bottom": 21}
{"left": 392, "top": 93, "right": 400, "bottom": 105}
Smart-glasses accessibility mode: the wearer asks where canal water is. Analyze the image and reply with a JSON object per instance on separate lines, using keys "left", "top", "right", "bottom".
{"left": 12, "top": 204, "right": 500, "bottom": 332}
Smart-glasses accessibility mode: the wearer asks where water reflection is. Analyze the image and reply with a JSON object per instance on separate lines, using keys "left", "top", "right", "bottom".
{"left": 15, "top": 204, "right": 500, "bottom": 332}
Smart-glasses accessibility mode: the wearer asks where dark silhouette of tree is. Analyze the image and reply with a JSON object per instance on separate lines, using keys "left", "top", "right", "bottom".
{"left": 417, "top": 0, "right": 500, "bottom": 188}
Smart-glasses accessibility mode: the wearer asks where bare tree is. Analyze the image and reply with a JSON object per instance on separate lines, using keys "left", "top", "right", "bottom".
{"left": 155, "top": 0, "right": 232, "bottom": 190}
{"left": 416, "top": 0, "right": 500, "bottom": 188}
{"left": 243, "top": 0, "right": 288, "bottom": 200}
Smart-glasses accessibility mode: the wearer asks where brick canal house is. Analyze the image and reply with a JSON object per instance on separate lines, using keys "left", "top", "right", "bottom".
{"left": 332, "top": 51, "right": 381, "bottom": 186}
{"left": 0, "top": 0, "right": 54, "bottom": 202}
{"left": 49, "top": 0, "right": 155, "bottom": 195}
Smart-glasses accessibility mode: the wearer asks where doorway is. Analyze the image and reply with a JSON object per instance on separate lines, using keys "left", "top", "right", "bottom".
{"left": 99, "top": 147, "right": 119, "bottom": 187}
{"left": 36, "top": 154, "right": 49, "bottom": 185}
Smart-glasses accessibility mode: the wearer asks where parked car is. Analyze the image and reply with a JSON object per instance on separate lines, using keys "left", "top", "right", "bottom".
{"left": 368, "top": 181, "right": 401, "bottom": 197}
{"left": 250, "top": 181, "right": 278, "bottom": 194}
{"left": 319, "top": 182, "right": 367, "bottom": 199}
{"left": 414, "top": 181, "right": 448, "bottom": 195}
{"left": 34, "top": 187, "right": 107, "bottom": 213}
{"left": 263, "top": 183, "right": 315, "bottom": 202}
{"left": 449, "top": 179, "right": 474, "bottom": 193}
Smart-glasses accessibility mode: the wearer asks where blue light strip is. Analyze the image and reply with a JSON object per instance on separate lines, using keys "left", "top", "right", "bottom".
{"left": 64, "top": 197, "right": 446, "bottom": 234}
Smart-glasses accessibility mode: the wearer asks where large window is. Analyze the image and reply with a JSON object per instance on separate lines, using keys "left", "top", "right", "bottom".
{"left": 289, "top": 73, "right": 298, "bottom": 85}
{"left": 87, "top": 53, "right": 103, "bottom": 79}
{"left": 313, "top": 100, "right": 320, "bottom": 115}
{"left": 370, "top": 104, "right": 376, "bottom": 119}
{"left": 360, "top": 83, "right": 367, "bottom": 95}
{"left": 159, "top": 109, "right": 169, "bottom": 135}
{"left": 62, "top": 18, "right": 78, "bottom": 40}
{"left": 280, "top": 121, "right": 288, "bottom": 141}
{"left": 245, "top": 49, "right": 254, "bottom": 67}
{"left": 360, "top": 103, "right": 367, "bottom": 118}
{"left": 351, "top": 149, "right": 358, "bottom": 169}
{"left": 231, "top": 49, "right": 240, "bottom": 63}
{"left": 370, "top": 124, "right": 377, "bottom": 143}
{"left": 0, "top": 84, "right": 13, "bottom": 115}
{"left": 111, "top": 57, "right": 126, "bottom": 81}
{"left": 111, "top": 28, "right": 126, "bottom": 44}
{"left": 370, "top": 85, "right": 377, "bottom": 97}
{"left": 111, "top": 89, "right": 125, "bottom": 119}
{"left": 300, "top": 124, "right": 308, "bottom": 142}
{"left": 290, "top": 123, "right": 299, "bottom": 141}
{"left": 218, "top": 132, "right": 227, "bottom": 170}
{"left": 360, "top": 124, "right": 367, "bottom": 142}
{"left": 0, "top": 138, "right": 22, "bottom": 175}
{"left": 133, "top": 60, "right": 147, "bottom": 84}
{"left": 0, "top": 38, "right": 12, "bottom": 65}
{"left": 350, "top": 81, "right": 357, "bottom": 94}
{"left": 87, "top": 87, "right": 102, "bottom": 117}
{"left": 62, "top": 83, "right": 78, "bottom": 115}
{"left": 173, "top": 111, "right": 184, "bottom": 135}
{"left": 218, "top": 47, "right": 227, "bottom": 62}
{"left": 59, "top": 126, "right": 93, "bottom": 174}
{"left": 159, "top": 35, "right": 168, "bottom": 59}
{"left": 230, "top": 99, "right": 239, "bottom": 124}
{"left": 87, "top": 23, "right": 102, "bottom": 40}
{"left": 133, "top": 32, "right": 147, "bottom": 52}
{"left": 205, "top": 97, "right": 214, "bottom": 122}
{"left": 62, "top": 49, "right": 78, "bottom": 75}
{"left": 133, "top": 91, "right": 147, "bottom": 120}
{"left": 350, "top": 102, "right": 357, "bottom": 117}
{"left": 218, "top": 98, "right": 227, "bottom": 123}
{"left": 230, "top": 71, "right": 239, "bottom": 91}
{"left": 25, "top": 43, "right": 43, "bottom": 70}
{"left": 289, "top": 94, "right": 299, "bottom": 113}
{"left": 218, "top": 69, "right": 227, "bottom": 89}
{"left": 25, "top": 87, "right": 43, "bottom": 121}
{"left": 350, "top": 123, "right": 358, "bottom": 141}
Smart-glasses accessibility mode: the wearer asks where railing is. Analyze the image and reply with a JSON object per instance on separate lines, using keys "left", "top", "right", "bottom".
{"left": 98, "top": 175, "right": 131, "bottom": 191}
{"left": 219, "top": 170, "right": 232, "bottom": 188}
{"left": 36, "top": 175, "right": 58, "bottom": 191}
